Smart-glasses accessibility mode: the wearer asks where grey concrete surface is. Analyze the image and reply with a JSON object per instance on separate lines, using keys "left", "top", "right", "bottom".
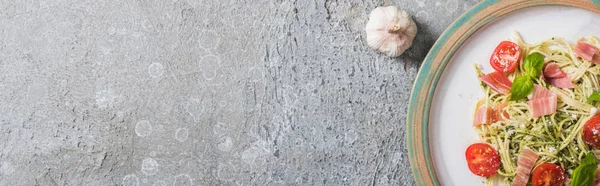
{"left": 0, "top": 0, "right": 478, "bottom": 185}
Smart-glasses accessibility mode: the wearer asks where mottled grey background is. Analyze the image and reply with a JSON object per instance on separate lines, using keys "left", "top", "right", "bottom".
{"left": 0, "top": 0, "right": 478, "bottom": 185}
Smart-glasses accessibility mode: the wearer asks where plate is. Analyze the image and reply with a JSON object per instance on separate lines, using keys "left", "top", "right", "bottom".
{"left": 406, "top": 0, "right": 600, "bottom": 185}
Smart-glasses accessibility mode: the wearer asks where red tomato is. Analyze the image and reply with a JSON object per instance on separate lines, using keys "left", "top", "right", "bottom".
{"left": 583, "top": 114, "right": 600, "bottom": 147}
{"left": 531, "top": 163, "right": 565, "bottom": 186}
{"left": 490, "top": 41, "right": 522, "bottom": 73}
{"left": 465, "top": 143, "right": 500, "bottom": 177}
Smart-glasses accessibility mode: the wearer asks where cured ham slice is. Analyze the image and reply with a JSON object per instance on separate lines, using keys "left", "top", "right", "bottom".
{"left": 479, "top": 71, "right": 512, "bottom": 94}
{"left": 546, "top": 76, "right": 575, "bottom": 89}
{"left": 528, "top": 85, "right": 558, "bottom": 117}
{"left": 531, "top": 85, "right": 554, "bottom": 99}
{"left": 543, "top": 63, "right": 566, "bottom": 78}
{"left": 511, "top": 148, "right": 539, "bottom": 186}
{"left": 595, "top": 168, "right": 600, "bottom": 186}
{"left": 594, "top": 168, "right": 600, "bottom": 186}
{"left": 593, "top": 53, "right": 600, "bottom": 64}
{"left": 528, "top": 96, "right": 558, "bottom": 117}
{"left": 491, "top": 103, "right": 510, "bottom": 123}
{"left": 543, "top": 63, "right": 575, "bottom": 89}
{"left": 474, "top": 103, "right": 510, "bottom": 125}
{"left": 575, "top": 41, "right": 599, "bottom": 62}
{"left": 473, "top": 106, "right": 492, "bottom": 126}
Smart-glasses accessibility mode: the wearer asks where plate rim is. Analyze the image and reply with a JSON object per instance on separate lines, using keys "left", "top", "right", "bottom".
{"left": 406, "top": 0, "right": 600, "bottom": 185}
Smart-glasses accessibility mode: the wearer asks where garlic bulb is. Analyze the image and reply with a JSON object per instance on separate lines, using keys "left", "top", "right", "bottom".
{"left": 365, "top": 6, "right": 417, "bottom": 57}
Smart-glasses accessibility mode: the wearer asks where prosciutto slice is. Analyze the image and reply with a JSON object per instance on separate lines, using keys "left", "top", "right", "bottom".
{"left": 546, "top": 76, "right": 575, "bottom": 89}
{"left": 528, "top": 85, "right": 558, "bottom": 117}
{"left": 491, "top": 103, "right": 510, "bottom": 123}
{"left": 594, "top": 168, "right": 600, "bottom": 186}
{"left": 479, "top": 71, "right": 512, "bottom": 94}
{"left": 575, "top": 41, "right": 599, "bottom": 62}
{"left": 531, "top": 85, "right": 554, "bottom": 99}
{"left": 543, "top": 63, "right": 575, "bottom": 89}
{"left": 473, "top": 103, "right": 510, "bottom": 125}
{"left": 473, "top": 106, "right": 492, "bottom": 126}
{"left": 593, "top": 54, "right": 600, "bottom": 64}
{"left": 511, "top": 148, "right": 539, "bottom": 186}
{"left": 528, "top": 96, "right": 558, "bottom": 117}
{"left": 543, "top": 63, "right": 566, "bottom": 78}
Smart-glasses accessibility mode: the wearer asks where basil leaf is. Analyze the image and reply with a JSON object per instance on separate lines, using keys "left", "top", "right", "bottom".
{"left": 570, "top": 154, "right": 597, "bottom": 186}
{"left": 509, "top": 76, "right": 534, "bottom": 101}
{"left": 589, "top": 92, "right": 600, "bottom": 102}
{"left": 523, "top": 52, "right": 545, "bottom": 78}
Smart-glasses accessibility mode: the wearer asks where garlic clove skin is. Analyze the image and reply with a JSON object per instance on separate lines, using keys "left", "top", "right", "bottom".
{"left": 365, "top": 6, "right": 417, "bottom": 57}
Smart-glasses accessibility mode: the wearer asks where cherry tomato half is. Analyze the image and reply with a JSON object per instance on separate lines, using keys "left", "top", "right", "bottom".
{"left": 531, "top": 163, "right": 565, "bottom": 186}
{"left": 583, "top": 114, "right": 600, "bottom": 147}
{"left": 490, "top": 41, "right": 522, "bottom": 73}
{"left": 465, "top": 143, "right": 500, "bottom": 177}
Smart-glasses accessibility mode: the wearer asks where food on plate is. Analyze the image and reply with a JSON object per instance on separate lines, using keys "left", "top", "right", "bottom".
{"left": 467, "top": 32, "right": 600, "bottom": 185}
{"left": 365, "top": 6, "right": 417, "bottom": 57}
{"left": 490, "top": 41, "right": 522, "bottom": 73}
{"left": 465, "top": 143, "right": 501, "bottom": 177}
{"left": 530, "top": 163, "right": 565, "bottom": 186}
{"left": 583, "top": 114, "right": 600, "bottom": 147}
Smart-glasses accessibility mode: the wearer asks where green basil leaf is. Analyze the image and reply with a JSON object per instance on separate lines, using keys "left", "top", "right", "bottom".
{"left": 523, "top": 52, "right": 545, "bottom": 78}
{"left": 509, "top": 76, "right": 534, "bottom": 101}
{"left": 589, "top": 92, "right": 600, "bottom": 102}
{"left": 582, "top": 153, "right": 596, "bottom": 165}
{"left": 570, "top": 154, "right": 597, "bottom": 186}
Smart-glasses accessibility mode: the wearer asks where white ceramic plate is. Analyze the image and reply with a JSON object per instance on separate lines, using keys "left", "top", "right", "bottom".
{"left": 429, "top": 5, "right": 600, "bottom": 185}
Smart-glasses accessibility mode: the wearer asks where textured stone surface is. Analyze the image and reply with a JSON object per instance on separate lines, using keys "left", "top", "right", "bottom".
{"left": 0, "top": 0, "right": 478, "bottom": 185}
